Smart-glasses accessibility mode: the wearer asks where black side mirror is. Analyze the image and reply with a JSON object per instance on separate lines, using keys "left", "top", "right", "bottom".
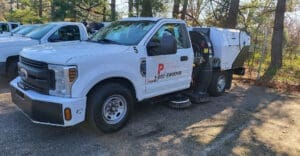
{"left": 160, "top": 32, "right": 177, "bottom": 55}
{"left": 147, "top": 32, "right": 177, "bottom": 56}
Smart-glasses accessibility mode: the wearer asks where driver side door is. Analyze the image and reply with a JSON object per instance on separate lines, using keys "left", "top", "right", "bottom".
{"left": 145, "top": 23, "right": 193, "bottom": 97}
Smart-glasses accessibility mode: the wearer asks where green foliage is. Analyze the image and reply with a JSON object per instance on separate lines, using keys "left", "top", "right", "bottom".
{"left": 5, "top": 9, "right": 44, "bottom": 24}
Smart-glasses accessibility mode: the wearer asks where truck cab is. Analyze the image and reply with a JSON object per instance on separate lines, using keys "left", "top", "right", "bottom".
{"left": 0, "top": 22, "right": 20, "bottom": 37}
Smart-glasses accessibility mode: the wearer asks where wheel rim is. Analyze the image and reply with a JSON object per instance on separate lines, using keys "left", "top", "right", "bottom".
{"left": 102, "top": 95, "right": 127, "bottom": 125}
{"left": 217, "top": 75, "right": 226, "bottom": 92}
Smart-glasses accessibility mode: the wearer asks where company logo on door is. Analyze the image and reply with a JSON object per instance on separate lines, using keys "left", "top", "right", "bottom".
{"left": 147, "top": 63, "right": 182, "bottom": 83}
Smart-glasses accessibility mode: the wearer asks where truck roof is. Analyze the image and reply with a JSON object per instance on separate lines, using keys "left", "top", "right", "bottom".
{"left": 121, "top": 17, "right": 185, "bottom": 23}
{"left": 48, "top": 21, "right": 85, "bottom": 26}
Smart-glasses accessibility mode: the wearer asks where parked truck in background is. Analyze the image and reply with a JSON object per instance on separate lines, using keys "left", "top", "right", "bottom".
{"left": 10, "top": 18, "right": 250, "bottom": 133}
{"left": 0, "top": 22, "right": 20, "bottom": 37}
{"left": 0, "top": 22, "right": 88, "bottom": 79}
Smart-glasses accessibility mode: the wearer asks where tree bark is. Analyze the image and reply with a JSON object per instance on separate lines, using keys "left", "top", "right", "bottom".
{"left": 172, "top": 0, "right": 180, "bottom": 18}
{"left": 181, "top": 0, "right": 188, "bottom": 20}
{"left": 141, "top": 0, "right": 152, "bottom": 17}
{"left": 225, "top": 0, "right": 240, "bottom": 28}
{"left": 111, "top": 0, "right": 116, "bottom": 21}
{"left": 270, "top": 0, "right": 286, "bottom": 69}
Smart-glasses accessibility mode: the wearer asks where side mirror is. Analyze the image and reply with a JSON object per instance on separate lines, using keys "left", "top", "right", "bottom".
{"left": 147, "top": 32, "right": 177, "bottom": 56}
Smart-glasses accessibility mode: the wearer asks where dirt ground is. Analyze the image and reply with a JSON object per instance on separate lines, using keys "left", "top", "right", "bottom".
{"left": 0, "top": 77, "right": 299, "bottom": 156}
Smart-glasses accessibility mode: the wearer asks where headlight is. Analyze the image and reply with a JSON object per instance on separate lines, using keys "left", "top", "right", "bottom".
{"left": 48, "top": 64, "right": 78, "bottom": 97}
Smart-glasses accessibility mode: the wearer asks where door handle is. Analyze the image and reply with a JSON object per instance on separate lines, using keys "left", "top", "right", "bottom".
{"left": 181, "top": 56, "right": 188, "bottom": 61}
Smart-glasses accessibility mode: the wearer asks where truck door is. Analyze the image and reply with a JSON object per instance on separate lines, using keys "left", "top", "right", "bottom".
{"left": 145, "top": 23, "right": 193, "bottom": 97}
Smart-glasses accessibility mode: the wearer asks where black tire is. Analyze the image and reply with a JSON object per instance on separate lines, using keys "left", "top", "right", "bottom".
{"left": 87, "top": 83, "right": 134, "bottom": 133}
{"left": 7, "top": 61, "right": 18, "bottom": 81}
{"left": 208, "top": 71, "right": 227, "bottom": 96}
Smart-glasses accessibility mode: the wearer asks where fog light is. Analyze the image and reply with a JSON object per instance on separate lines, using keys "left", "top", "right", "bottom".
{"left": 64, "top": 108, "right": 72, "bottom": 121}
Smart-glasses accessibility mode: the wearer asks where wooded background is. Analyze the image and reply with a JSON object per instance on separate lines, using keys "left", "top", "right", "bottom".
{"left": 0, "top": 0, "right": 299, "bottom": 88}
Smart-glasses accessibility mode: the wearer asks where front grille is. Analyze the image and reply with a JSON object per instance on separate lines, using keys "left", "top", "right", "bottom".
{"left": 20, "top": 57, "right": 48, "bottom": 69}
{"left": 18, "top": 57, "right": 55, "bottom": 94}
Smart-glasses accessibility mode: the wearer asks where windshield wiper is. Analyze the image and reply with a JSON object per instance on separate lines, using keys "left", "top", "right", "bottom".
{"left": 97, "top": 38, "right": 120, "bottom": 44}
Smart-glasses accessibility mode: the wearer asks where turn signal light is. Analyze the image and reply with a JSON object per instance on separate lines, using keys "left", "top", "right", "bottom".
{"left": 64, "top": 108, "right": 72, "bottom": 121}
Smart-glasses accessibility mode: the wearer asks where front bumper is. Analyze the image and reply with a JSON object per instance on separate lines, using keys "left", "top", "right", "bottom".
{"left": 10, "top": 77, "right": 87, "bottom": 127}
{"left": 0, "top": 62, "right": 6, "bottom": 75}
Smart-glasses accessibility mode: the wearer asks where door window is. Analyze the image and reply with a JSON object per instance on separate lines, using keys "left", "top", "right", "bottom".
{"left": 11, "top": 24, "right": 19, "bottom": 29}
{"left": 151, "top": 23, "right": 190, "bottom": 49}
{"left": 49, "top": 25, "right": 80, "bottom": 42}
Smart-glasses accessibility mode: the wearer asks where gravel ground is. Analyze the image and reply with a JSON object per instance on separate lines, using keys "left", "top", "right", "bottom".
{"left": 0, "top": 77, "right": 299, "bottom": 156}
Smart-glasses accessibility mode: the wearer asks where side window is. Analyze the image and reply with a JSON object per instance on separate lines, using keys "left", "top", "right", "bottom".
{"left": 151, "top": 23, "right": 190, "bottom": 49}
{"left": 11, "top": 24, "right": 18, "bottom": 29}
{"left": 49, "top": 25, "right": 80, "bottom": 42}
{"left": 0, "top": 24, "right": 9, "bottom": 32}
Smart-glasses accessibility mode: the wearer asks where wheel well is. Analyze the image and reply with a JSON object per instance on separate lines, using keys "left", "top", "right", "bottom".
{"left": 6, "top": 55, "right": 19, "bottom": 72}
{"left": 87, "top": 77, "right": 137, "bottom": 101}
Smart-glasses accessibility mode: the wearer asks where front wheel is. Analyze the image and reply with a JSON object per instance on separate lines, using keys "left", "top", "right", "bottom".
{"left": 87, "top": 83, "right": 134, "bottom": 133}
{"left": 208, "top": 71, "right": 227, "bottom": 96}
{"left": 7, "top": 61, "right": 18, "bottom": 81}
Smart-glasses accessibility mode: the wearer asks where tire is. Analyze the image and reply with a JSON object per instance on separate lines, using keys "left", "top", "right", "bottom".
{"left": 7, "top": 61, "right": 18, "bottom": 81}
{"left": 87, "top": 83, "right": 134, "bottom": 133}
{"left": 208, "top": 71, "right": 227, "bottom": 96}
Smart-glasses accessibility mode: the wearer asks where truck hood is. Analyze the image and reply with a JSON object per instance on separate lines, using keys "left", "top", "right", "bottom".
{"left": 0, "top": 32, "right": 11, "bottom": 37}
{"left": 0, "top": 37, "right": 39, "bottom": 62}
{"left": 0, "top": 36, "right": 34, "bottom": 42}
{"left": 20, "top": 41, "right": 131, "bottom": 65}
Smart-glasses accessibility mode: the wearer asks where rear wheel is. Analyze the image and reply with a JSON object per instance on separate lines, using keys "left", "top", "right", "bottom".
{"left": 87, "top": 83, "right": 134, "bottom": 133}
{"left": 208, "top": 71, "right": 227, "bottom": 96}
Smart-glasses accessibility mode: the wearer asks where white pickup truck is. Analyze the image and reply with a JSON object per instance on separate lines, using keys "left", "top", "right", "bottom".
{"left": 0, "top": 22, "right": 88, "bottom": 79}
{"left": 0, "top": 22, "right": 20, "bottom": 37}
{"left": 11, "top": 18, "right": 250, "bottom": 132}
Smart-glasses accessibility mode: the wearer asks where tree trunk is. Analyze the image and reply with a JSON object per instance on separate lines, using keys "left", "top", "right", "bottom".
{"left": 260, "top": 0, "right": 286, "bottom": 81}
{"left": 103, "top": 0, "right": 107, "bottom": 21}
{"left": 181, "top": 0, "right": 188, "bottom": 20}
{"left": 111, "top": 0, "right": 116, "bottom": 21}
{"left": 38, "top": 0, "right": 43, "bottom": 17}
{"left": 141, "top": 0, "right": 152, "bottom": 17}
{"left": 270, "top": 0, "right": 286, "bottom": 69}
{"left": 135, "top": 0, "right": 140, "bottom": 16}
{"left": 128, "top": 0, "right": 133, "bottom": 17}
{"left": 172, "top": 0, "right": 180, "bottom": 18}
{"left": 225, "top": 0, "right": 240, "bottom": 28}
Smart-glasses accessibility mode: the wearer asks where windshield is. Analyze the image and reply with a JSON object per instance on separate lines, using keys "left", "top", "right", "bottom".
{"left": 0, "top": 23, "right": 9, "bottom": 32}
{"left": 25, "top": 24, "right": 56, "bottom": 40}
{"left": 90, "top": 20, "right": 156, "bottom": 45}
{"left": 17, "top": 25, "right": 40, "bottom": 35}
